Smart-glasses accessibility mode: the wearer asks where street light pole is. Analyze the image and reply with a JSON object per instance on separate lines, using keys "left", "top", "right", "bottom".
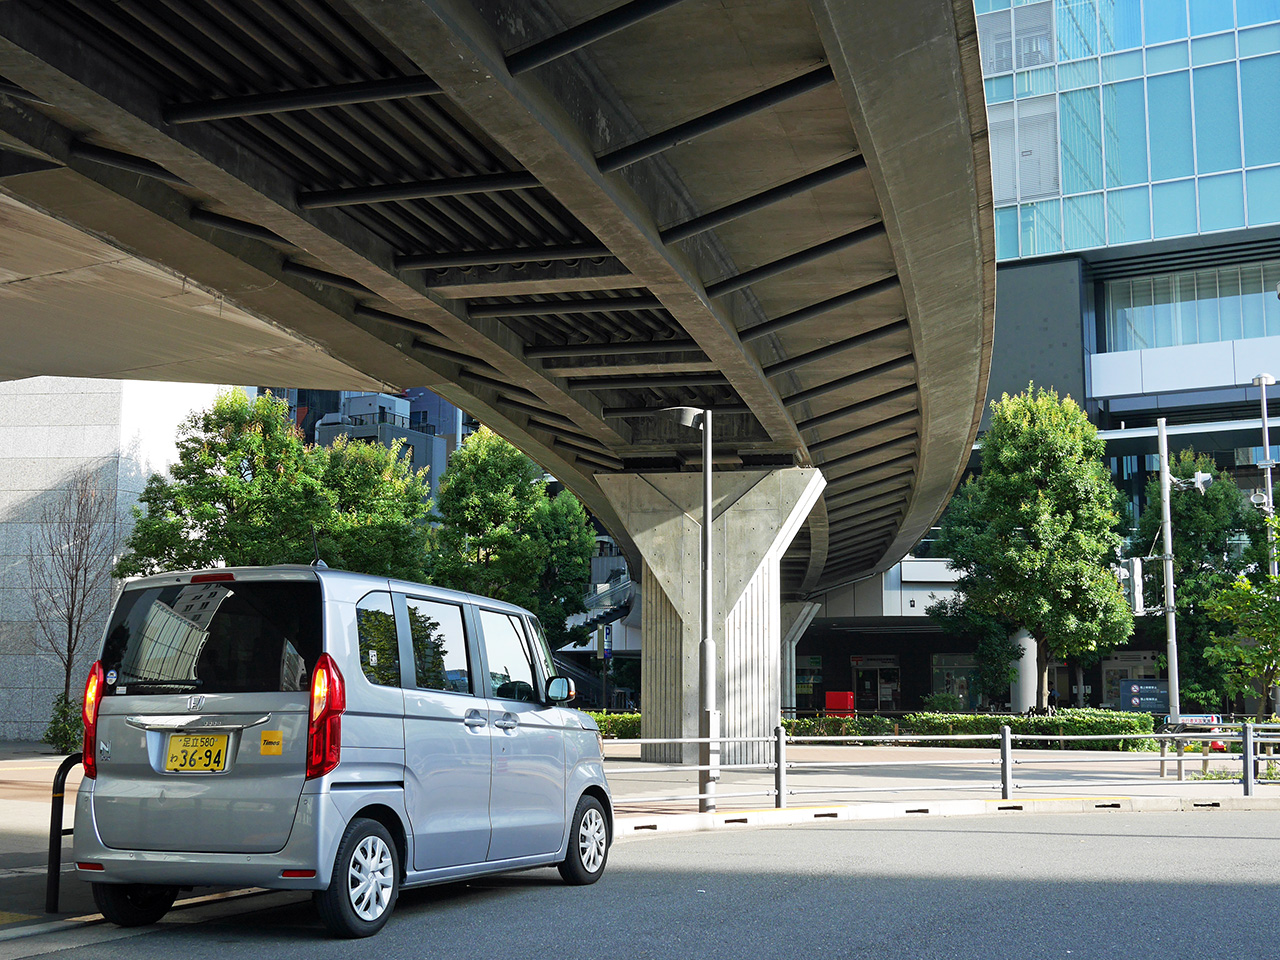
{"left": 698, "top": 407, "right": 718, "bottom": 815}
{"left": 661, "top": 405, "right": 719, "bottom": 813}
{"left": 1254, "top": 373, "right": 1277, "bottom": 578}
{"left": 1158, "top": 417, "right": 1181, "bottom": 723}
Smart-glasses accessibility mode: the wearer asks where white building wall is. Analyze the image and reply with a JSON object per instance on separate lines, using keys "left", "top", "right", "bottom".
{"left": 0, "top": 377, "right": 225, "bottom": 741}
{"left": 815, "top": 558, "right": 959, "bottom": 618}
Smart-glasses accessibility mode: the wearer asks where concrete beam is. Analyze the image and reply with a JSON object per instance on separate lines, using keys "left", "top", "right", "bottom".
{"left": 598, "top": 467, "right": 825, "bottom": 765}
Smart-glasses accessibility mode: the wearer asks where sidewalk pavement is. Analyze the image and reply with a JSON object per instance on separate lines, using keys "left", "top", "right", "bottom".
{"left": 0, "top": 738, "right": 1273, "bottom": 942}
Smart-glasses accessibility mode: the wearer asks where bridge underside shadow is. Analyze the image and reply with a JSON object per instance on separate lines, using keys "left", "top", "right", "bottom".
{"left": 0, "top": 0, "right": 992, "bottom": 751}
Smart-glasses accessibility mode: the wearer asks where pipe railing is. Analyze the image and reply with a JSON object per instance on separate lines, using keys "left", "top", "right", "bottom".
{"left": 602, "top": 723, "right": 1280, "bottom": 813}
{"left": 45, "top": 753, "right": 82, "bottom": 914}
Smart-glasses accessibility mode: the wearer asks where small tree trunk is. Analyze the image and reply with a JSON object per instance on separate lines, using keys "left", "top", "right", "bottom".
{"left": 1036, "top": 638, "right": 1050, "bottom": 709}
{"left": 1257, "top": 669, "right": 1278, "bottom": 723}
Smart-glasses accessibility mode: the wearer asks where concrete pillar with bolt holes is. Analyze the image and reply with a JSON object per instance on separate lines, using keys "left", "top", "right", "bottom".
{"left": 597, "top": 467, "right": 825, "bottom": 766}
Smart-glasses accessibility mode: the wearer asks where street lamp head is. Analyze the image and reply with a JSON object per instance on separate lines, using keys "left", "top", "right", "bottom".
{"left": 1254, "top": 373, "right": 1276, "bottom": 387}
{"left": 659, "top": 405, "right": 706, "bottom": 430}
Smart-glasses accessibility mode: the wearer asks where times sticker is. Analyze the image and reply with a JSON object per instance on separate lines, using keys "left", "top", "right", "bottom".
{"left": 260, "top": 731, "right": 284, "bottom": 755}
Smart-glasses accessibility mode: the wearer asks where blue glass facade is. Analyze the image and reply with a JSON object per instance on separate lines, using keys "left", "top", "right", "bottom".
{"left": 977, "top": 0, "right": 1280, "bottom": 260}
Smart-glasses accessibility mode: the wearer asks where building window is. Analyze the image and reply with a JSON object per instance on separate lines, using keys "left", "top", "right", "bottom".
{"left": 1104, "top": 259, "right": 1280, "bottom": 351}
{"left": 1100, "top": 0, "right": 1143, "bottom": 53}
{"left": 978, "top": 8, "right": 1014, "bottom": 74}
{"left": 1016, "top": 2, "right": 1057, "bottom": 68}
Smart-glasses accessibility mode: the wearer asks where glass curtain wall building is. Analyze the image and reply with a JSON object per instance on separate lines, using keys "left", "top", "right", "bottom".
{"left": 980, "top": 0, "right": 1280, "bottom": 260}
{"left": 975, "top": 0, "right": 1280, "bottom": 490}
{"left": 790, "top": 0, "right": 1280, "bottom": 716}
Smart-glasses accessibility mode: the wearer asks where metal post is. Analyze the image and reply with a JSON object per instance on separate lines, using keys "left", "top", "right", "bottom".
{"left": 697, "top": 408, "right": 719, "bottom": 813}
{"left": 1243, "top": 722, "right": 1256, "bottom": 797}
{"left": 46, "top": 753, "right": 82, "bottom": 914}
{"left": 1176, "top": 738, "right": 1185, "bottom": 781}
{"left": 1159, "top": 737, "right": 1168, "bottom": 778}
{"left": 1000, "top": 725, "right": 1013, "bottom": 800}
{"left": 1256, "top": 374, "right": 1278, "bottom": 577}
{"left": 1158, "top": 418, "right": 1181, "bottom": 723}
{"left": 1256, "top": 376, "right": 1280, "bottom": 717}
{"left": 775, "top": 725, "right": 787, "bottom": 809}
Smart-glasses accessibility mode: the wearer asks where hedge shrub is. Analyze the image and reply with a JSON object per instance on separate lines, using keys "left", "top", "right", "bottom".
{"left": 899, "top": 708, "right": 1156, "bottom": 750}
{"left": 590, "top": 708, "right": 1156, "bottom": 750}
{"left": 781, "top": 714, "right": 896, "bottom": 743}
{"left": 585, "top": 711, "right": 641, "bottom": 739}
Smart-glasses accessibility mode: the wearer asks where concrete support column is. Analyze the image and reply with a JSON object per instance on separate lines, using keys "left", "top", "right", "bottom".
{"left": 780, "top": 601, "right": 821, "bottom": 719}
{"left": 1011, "top": 627, "right": 1036, "bottom": 712}
{"left": 598, "top": 468, "right": 825, "bottom": 765}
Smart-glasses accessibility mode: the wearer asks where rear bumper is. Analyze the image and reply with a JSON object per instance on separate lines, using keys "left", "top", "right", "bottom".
{"left": 71, "top": 781, "right": 344, "bottom": 891}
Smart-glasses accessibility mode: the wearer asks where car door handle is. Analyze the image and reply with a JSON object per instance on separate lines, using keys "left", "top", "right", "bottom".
{"left": 493, "top": 715, "right": 519, "bottom": 730}
{"left": 464, "top": 712, "right": 488, "bottom": 728}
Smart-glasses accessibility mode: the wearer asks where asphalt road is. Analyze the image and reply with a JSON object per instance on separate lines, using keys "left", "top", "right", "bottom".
{"left": 6, "top": 810, "right": 1279, "bottom": 960}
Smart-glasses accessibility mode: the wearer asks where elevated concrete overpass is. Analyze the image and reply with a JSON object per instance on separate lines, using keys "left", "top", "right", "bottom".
{"left": 0, "top": 0, "right": 992, "bottom": 756}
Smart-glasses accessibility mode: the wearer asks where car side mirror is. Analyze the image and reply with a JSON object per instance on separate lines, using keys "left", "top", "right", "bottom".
{"left": 546, "top": 676, "right": 575, "bottom": 703}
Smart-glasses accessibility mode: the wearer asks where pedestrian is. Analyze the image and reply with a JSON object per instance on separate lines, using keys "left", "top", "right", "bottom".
{"left": 1047, "top": 685, "right": 1059, "bottom": 715}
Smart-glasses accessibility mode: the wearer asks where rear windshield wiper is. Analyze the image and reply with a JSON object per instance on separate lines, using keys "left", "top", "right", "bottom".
{"left": 117, "top": 676, "right": 203, "bottom": 689}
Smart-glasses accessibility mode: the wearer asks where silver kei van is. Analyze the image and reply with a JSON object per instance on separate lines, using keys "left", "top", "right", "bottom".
{"left": 73, "top": 565, "right": 612, "bottom": 938}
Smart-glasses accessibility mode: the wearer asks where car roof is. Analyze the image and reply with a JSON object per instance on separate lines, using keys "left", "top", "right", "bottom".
{"left": 120, "top": 565, "right": 535, "bottom": 617}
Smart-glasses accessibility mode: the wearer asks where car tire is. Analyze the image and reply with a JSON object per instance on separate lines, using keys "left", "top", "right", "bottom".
{"left": 314, "top": 817, "right": 400, "bottom": 939}
{"left": 92, "top": 882, "right": 179, "bottom": 927}
{"left": 558, "top": 795, "right": 609, "bottom": 885}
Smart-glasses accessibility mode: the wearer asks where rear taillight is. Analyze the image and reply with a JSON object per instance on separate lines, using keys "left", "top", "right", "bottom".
{"left": 306, "top": 654, "right": 345, "bottom": 779}
{"left": 82, "top": 661, "right": 104, "bottom": 779}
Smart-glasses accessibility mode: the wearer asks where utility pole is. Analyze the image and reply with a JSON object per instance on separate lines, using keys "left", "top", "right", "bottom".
{"left": 1158, "top": 417, "right": 1181, "bottom": 723}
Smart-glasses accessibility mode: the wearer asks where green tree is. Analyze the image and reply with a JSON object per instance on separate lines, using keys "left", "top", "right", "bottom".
{"left": 427, "top": 426, "right": 546, "bottom": 603}
{"left": 529, "top": 491, "right": 595, "bottom": 649}
{"left": 1133, "top": 448, "right": 1265, "bottom": 710}
{"left": 115, "top": 391, "right": 431, "bottom": 580}
{"left": 1203, "top": 548, "right": 1280, "bottom": 721}
{"left": 427, "top": 427, "right": 593, "bottom": 645}
{"left": 934, "top": 385, "right": 1133, "bottom": 708}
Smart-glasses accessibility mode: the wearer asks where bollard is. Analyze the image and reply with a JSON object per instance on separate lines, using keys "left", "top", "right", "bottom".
{"left": 1243, "top": 723, "right": 1255, "bottom": 797}
{"left": 774, "top": 725, "right": 787, "bottom": 810}
{"left": 1000, "top": 725, "right": 1013, "bottom": 800}
{"left": 1160, "top": 738, "right": 1167, "bottom": 778}
{"left": 1176, "top": 739, "right": 1185, "bottom": 781}
{"left": 46, "top": 753, "right": 82, "bottom": 914}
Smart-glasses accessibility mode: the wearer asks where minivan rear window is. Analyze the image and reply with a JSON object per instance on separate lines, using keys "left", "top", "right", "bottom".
{"left": 99, "top": 581, "right": 322, "bottom": 695}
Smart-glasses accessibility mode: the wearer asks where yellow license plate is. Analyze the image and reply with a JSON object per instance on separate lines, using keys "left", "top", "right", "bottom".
{"left": 165, "top": 733, "right": 229, "bottom": 773}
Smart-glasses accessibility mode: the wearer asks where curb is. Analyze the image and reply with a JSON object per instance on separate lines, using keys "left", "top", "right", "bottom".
{"left": 612, "top": 793, "right": 1280, "bottom": 840}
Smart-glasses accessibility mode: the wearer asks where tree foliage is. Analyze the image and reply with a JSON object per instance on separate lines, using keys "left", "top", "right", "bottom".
{"left": 1133, "top": 448, "right": 1265, "bottom": 709}
{"left": 934, "top": 385, "right": 1133, "bottom": 706}
{"left": 427, "top": 427, "right": 594, "bottom": 647}
{"left": 114, "top": 391, "right": 431, "bottom": 581}
{"left": 1203, "top": 555, "right": 1280, "bottom": 721}
{"left": 1203, "top": 512, "right": 1280, "bottom": 720}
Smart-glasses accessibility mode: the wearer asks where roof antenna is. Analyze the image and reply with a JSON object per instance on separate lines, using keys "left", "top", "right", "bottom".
{"left": 310, "top": 524, "right": 328, "bottom": 568}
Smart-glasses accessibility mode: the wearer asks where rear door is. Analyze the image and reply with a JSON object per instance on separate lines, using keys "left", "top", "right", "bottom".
{"left": 90, "top": 574, "right": 320, "bottom": 854}
{"left": 477, "top": 608, "right": 566, "bottom": 861}
{"left": 397, "top": 592, "right": 492, "bottom": 870}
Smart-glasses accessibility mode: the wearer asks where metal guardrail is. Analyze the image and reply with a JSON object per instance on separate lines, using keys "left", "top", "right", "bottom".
{"left": 603, "top": 722, "right": 1280, "bottom": 813}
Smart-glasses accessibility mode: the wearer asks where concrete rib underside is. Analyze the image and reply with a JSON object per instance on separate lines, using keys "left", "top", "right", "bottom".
{"left": 0, "top": 0, "right": 992, "bottom": 594}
